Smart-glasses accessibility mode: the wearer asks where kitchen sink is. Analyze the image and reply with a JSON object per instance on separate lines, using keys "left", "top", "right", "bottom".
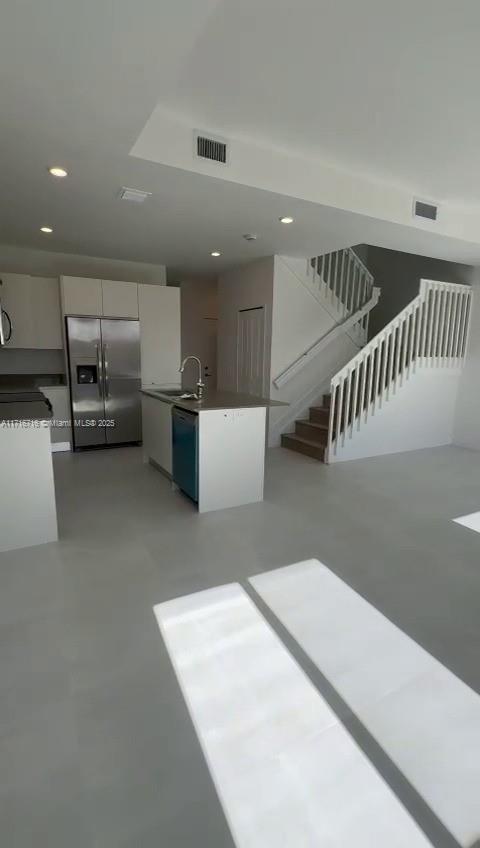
{"left": 152, "top": 389, "right": 198, "bottom": 400}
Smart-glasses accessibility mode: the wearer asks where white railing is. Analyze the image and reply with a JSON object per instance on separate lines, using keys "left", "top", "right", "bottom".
{"left": 274, "top": 247, "right": 377, "bottom": 389}
{"left": 327, "top": 279, "right": 472, "bottom": 461}
{"left": 307, "top": 247, "right": 375, "bottom": 328}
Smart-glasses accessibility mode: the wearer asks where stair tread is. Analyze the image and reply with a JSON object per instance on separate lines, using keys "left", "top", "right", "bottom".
{"left": 311, "top": 405, "right": 330, "bottom": 413}
{"left": 297, "top": 419, "right": 328, "bottom": 430}
{"left": 283, "top": 433, "right": 326, "bottom": 449}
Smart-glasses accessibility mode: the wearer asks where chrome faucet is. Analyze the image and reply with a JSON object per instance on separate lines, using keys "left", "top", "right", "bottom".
{"left": 179, "top": 356, "right": 205, "bottom": 399}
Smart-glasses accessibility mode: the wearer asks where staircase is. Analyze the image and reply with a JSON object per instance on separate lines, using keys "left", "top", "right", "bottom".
{"left": 281, "top": 278, "right": 472, "bottom": 463}
{"left": 281, "top": 394, "right": 331, "bottom": 461}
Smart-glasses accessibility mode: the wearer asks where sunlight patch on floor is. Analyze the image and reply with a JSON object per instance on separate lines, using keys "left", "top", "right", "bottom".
{"left": 250, "top": 559, "right": 480, "bottom": 847}
{"left": 154, "top": 584, "right": 432, "bottom": 848}
{"left": 453, "top": 511, "right": 480, "bottom": 534}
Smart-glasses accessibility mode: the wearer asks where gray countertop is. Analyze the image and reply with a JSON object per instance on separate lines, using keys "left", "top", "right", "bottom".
{"left": 141, "top": 387, "right": 287, "bottom": 412}
{"left": 0, "top": 390, "right": 53, "bottom": 423}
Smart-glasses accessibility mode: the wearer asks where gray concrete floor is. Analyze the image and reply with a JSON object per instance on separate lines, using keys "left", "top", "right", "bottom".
{"left": 1, "top": 444, "right": 480, "bottom": 847}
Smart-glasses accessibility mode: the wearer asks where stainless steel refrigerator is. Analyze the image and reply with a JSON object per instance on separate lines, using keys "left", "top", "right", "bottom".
{"left": 66, "top": 316, "right": 141, "bottom": 449}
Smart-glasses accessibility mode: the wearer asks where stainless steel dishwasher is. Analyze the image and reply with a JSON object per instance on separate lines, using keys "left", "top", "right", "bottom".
{"left": 172, "top": 406, "right": 198, "bottom": 503}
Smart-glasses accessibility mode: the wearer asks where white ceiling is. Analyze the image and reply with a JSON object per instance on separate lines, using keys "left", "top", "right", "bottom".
{"left": 2, "top": 0, "right": 480, "bottom": 276}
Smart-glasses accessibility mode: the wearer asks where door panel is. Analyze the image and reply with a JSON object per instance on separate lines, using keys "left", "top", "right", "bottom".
{"left": 237, "top": 307, "right": 266, "bottom": 396}
{"left": 66, "top": 317, "right": 106, "bottom": 448}
{"left": 105, "top": 378, "right": 141, "bottom": 444}
{"left": 101, "top": 319, "right": 140, "bottom": 377}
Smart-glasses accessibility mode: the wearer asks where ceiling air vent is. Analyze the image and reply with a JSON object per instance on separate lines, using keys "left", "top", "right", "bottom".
{"left": 119, "top": 187, "right": 151, "bottom": 203}
{"left": 195, "top": 132, "right": 228, "bottom": 165}
{"left": 413, "top": 198, "right": 438, "bottom": 221}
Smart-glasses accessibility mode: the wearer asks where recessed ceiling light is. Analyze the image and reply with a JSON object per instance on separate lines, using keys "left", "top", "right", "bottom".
{"left": 211, "top": 251, "right": 221, "bottom": 257}
{"left": 279, "top": 216, "right": 294, "bottom": 224}
{"left": 48, "top": 167, "right": 68, "bottom": 178}
{"left": 40, "top": 226, "right": 53, "bottom": 233}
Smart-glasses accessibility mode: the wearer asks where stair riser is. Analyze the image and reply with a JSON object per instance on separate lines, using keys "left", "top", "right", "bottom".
{"left": 323, "top": 394, "right": 331, "bottom": 409}
{"left": 309, "top": 407, "right": 330, "bottom": 426}
{"left": 281, "top": 434, "right": 326, "bottom": 462}
{"left": 295, "top": 421, "right": 328, "bottom": 445}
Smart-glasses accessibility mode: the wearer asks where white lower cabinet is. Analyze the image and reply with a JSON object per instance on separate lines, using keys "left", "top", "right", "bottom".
{"left": 141, "top": 394, "right": 172, "bottom": 475}
{"left": 39, "top": 386, "right": 71, "bottom": 450}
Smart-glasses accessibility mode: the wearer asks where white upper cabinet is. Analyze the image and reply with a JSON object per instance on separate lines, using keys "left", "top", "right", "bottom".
{"left": 0, "top": 274, "right": 33, "bottom": 348}
{"left": 0, "top": 274, "right": 62, "bottom": 349}
{"left": 101, "top": 280, "right": 138, "bottom": 318}
{"left": 138, "top": 284, "right": 181, "bottom": 386}
{"left": 60, "top": 276, "right": 102, "bottom": 316}
{"left": 30, "top": 277, "right": 63, "bottom": 348}
{"left": 60, "top": 276, "right": 139, "bottom": 319}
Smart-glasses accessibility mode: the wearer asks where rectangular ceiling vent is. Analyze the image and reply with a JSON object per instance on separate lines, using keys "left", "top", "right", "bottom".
{"left": 195, "top": 132, "right": 228, "bottom": 165}
{"left": 119, "top": 187, "right": 152, "bottom": 203}
{"left": 413, "top": 198, "right": 438, "bottom": 221}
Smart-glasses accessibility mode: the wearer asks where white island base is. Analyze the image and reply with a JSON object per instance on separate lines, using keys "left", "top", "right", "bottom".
{"left": 141, "top": 390, "right": 268, "bottom": 513}
{"left": 197, "top": 406, "right": 266, "bottom": 513}
{"left": 0, "top": 422, "right": 58, "bottom": 553}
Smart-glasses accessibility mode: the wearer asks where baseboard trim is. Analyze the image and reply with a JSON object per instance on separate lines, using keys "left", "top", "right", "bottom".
{"left": 51, "top": 441, "right": 71, "bottom": 453}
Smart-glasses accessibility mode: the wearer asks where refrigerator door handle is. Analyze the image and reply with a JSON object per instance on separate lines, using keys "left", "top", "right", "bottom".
{"left": 103, "top": 344, "right": 109, "bottom": 399}
{"left": 96, "top": 343, "right": 103, "bottom": 398}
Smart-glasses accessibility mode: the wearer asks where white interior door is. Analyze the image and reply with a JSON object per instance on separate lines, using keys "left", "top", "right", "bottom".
{"left": 237, "top": 306, "right": 266, "bottom": 396}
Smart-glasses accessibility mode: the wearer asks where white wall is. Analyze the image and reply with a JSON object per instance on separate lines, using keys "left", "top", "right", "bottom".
{"left": 180, "top": 277, "right": 218, "bottom": 390}
{"left": 217, "top": 257, "right": 274, "bottom": 393}
{"left": 268, "top": 256, "right": 358, "bottom": 446}
{"left": 454, "top": 281, "right": 480, "bottom": 450}
{"left": 331, "top": 367, "right": 462, "bottom": 463}
{"left": 0, "top": 244, "right": 166, "bottom": 284}
{"left": 131, "top": 106, "right": 480, "bottom": 250}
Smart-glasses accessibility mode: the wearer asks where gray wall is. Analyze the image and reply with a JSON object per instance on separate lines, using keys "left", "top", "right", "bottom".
{"left": 180, "top": 277, "right": 218, "bottom": 390}
{"left": 357, "top": 245, "right": 475, "bottom": 338}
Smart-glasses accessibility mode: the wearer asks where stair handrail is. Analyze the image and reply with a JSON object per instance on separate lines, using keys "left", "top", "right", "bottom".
{"left": 350, "top": 248, "right": 373, "bottom": 280}
{"left": 327, "top": 279, "right": 472, "bottom": 461}
{"left": 273, "top": 287, "right": 381, "bottom": 389}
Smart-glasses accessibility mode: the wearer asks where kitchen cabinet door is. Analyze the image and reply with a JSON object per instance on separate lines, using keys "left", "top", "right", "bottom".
{"left": 61, "top": 276, "right": 102, "bottom": 316}
{"left": 101, "top": 280, "right": 138, "bottom": 318}
{"left": 141, "top": 394, "right": 172, "bottom": 474}
{"left": 138, "top": 285, "right": 180, "bottom": 386}
{"left": 30, "top": 277, "right": 63, "bottom": 349}
{"left": 38, "top": 386, "right": 71, "bottom": 447}
{"left": 0, "top": 274, "right": 35, "bottom": 348}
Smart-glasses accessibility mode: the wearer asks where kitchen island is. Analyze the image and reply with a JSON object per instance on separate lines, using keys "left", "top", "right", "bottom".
{"left": 141, "top": 387, "right": 284, "bottom": 513}
{"left": 0, "top": 390, "right": 58, "bottom": 552}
